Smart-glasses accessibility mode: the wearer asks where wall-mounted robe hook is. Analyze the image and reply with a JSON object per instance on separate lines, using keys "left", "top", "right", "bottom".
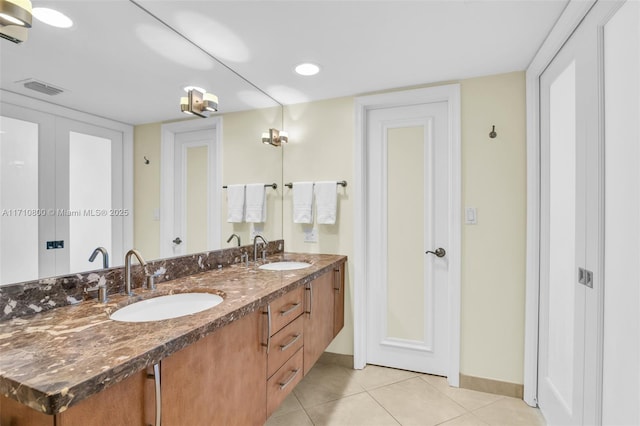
{"left": 489, "top": 125, "right": 497, "bottom": 139}
{"left": 144, "top": 156, "right": 150, "bottom": 164}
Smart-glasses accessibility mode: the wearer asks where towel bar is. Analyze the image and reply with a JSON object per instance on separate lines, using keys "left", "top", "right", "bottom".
{"left": 285, "top": 180, "right": 347, "bottom": 188}
{"left": 222, "top": 183, "right": 277, "bottom": 189}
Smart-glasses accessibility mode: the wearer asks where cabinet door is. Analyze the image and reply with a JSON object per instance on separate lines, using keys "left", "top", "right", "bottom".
{"left": 0, "top": 395, "right": 54, "bottom": 426}
{"left": 57, "top": 370, "right": 147, "bottom": 426}
{"left": 161, "top": 310, "right": 267, "bottom": 426}
{"left": 303, "top": 271, "right": 335, "bottom": 375}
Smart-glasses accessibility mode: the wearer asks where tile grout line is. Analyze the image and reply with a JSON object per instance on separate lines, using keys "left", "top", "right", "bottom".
{"left": 292, "top": 392, "right": 317, "bottom": 426}
{"left": 417, "top": 374, "right": 509, "bottom": 413}
{"left": 365, "top": 388, "right": 403, "bottom": 426}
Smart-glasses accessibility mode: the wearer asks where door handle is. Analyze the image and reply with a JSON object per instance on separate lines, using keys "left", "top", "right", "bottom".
{"left": 172, "top": 237, "right": 182, "bottom": 245}
{"left": 425, "top": 248, "right": 446, "bottom": 258}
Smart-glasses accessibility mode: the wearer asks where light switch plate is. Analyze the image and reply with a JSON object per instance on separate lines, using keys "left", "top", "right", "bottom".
{"left": 465, "top": 207, "right": 477, "bottom": 225}
{"left": 304, "top": 228, "right": 318, "bottom": 243}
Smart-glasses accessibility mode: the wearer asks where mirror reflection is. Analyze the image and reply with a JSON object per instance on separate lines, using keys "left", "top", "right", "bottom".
{"left": 0, "top": 1, "right": 284, "bottom": 286}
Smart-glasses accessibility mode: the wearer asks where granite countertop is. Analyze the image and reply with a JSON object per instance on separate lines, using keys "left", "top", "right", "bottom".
{"left": 0, "top": 252, "right": 347, "bottom": 415}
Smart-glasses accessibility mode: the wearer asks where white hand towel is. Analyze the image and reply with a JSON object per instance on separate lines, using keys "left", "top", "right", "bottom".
{"left": 314, "top": 181, "right": 337, "bottom": 224}
{"left": 293, "top": 182, "right": 314, "bottom": 224}
{"left": 226, "top": 184, "right": 245, "bottom": 223}
{"left": 245, "top": 183, "right": 267, "bottom": 223}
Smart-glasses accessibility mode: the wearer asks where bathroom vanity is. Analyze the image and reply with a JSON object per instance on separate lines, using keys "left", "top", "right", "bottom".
{"left": 0, "top": 250, "right": 346, "bottom": 425}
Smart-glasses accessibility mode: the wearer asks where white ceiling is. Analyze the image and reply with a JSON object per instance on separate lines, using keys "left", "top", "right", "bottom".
{"left": 0, "top": 0, "right": 568, "bottom": 125}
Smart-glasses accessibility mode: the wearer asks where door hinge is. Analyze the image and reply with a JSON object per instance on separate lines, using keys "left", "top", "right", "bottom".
{"left": 578, "top": 267, "right": 593, "bottom": 288}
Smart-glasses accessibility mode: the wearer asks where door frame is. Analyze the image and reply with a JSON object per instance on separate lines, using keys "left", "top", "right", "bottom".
{"left": 353, "top": 85, "right": 461, "bottom": 386}
{"left": 160, "top": 117, "right": 222, "bottom": 257}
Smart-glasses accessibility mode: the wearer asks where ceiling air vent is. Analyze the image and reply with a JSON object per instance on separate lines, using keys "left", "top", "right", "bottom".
{"left": 23, "top": 80, "right": 64, "bottom": 96}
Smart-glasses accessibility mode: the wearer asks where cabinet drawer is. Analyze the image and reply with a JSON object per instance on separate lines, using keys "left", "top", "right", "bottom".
{"left": 268, "top": 315, "right": 303, "bottom": 378}
{"left": 267, "top": 348, "right": 303, "bottom": 418}
{"left": 269, "top": 286, "right": 304, "bottom": 334}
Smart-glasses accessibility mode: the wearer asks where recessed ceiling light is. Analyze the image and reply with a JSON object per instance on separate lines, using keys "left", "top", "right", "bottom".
{"left": 295, "top": 63, "right": 320, "bottom": 76}
{"left": 32, "top": 7, "right": 73, "bottom": 28}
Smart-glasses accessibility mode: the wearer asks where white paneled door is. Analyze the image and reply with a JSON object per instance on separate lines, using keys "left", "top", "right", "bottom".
{"left": 172, "top": 129, "right": 216, "bottom": 256}
{"left": 366, "top": 101, "right": 450, "bottom": 375}
{"left": 537, "top": 2, "right": 621, "bottom": 424}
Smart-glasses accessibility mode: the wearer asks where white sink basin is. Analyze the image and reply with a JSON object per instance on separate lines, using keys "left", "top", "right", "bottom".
{"left": 110, "top": 292, "right": 223, "bottom": 322}
{"left": 259, "top": 261, "right": 312, "bottom": 271}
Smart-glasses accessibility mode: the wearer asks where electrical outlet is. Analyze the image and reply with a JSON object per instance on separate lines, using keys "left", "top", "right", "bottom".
{"left": 250, "top": 225, "right": 264, "bottom": 240}
{"left": 304, "top": 228, "right": 318, "bottom": 243}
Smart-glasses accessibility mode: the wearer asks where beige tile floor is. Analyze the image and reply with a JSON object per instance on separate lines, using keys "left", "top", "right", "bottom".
{"left": 266, "top": 360, "right": 546, "bottom": 426}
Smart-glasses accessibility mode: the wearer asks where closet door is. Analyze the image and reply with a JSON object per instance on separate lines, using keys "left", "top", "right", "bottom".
{"left": 0, "top": 103, "right": 126, "bottom": 286}
{"left": 537, "top": 2, "right": 619, "bottom": 424}
{"left": 538, "top": 10, "right": 596, "bottom": 426}
{"left": 55, "top": 117, "right": 125, "bottom": 273}
{"left": 0, "top": 105, "right": 56, "bottom": 284}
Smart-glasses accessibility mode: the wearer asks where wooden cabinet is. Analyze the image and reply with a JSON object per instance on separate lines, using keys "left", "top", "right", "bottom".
{"left": 268, "top": 315, "right": 304, "bottom": 378}
{"left": 302, "top": 261, "right": 346, "bottom": 375}
{"left": 303, "top": 270, "right": 336, "bottom": 375}
{"left": 161, "top": 309, "right": 267, "bottom": 426}
{"left": 265, "top": 286, "right": 305, "bottom": 418}
{"left": 0, "top": 370, "right": 147, "bottom": 426}
{"left": 267, "top": 348, "right": 304, "bottom": 417}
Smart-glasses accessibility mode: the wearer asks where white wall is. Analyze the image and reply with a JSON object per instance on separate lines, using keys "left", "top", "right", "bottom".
{"left": 602, "top": 1, "right": 640, "bottom": 423}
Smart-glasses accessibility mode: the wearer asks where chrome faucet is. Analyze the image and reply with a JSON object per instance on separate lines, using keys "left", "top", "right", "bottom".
{"left": 226, "top": 233, "right": 241, "bottom": 247}
{"left": 253, "top": 235, "right": 268, "bottom": 262}
{"left": 124, "top": 249, "right": 148, "bottom": 296}
{"left": 89, "top": 247, "right": 109, "bottom": 269}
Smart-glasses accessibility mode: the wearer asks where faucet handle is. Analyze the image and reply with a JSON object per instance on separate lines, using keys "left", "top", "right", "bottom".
{"left": 145, "top": 274, "right": 156, "bottom": 290}
{"left": 98, "top": 285, "right": 108, "bottom": 303}
{"left": 86, "top": 283, "right": 108, "bottom": 303}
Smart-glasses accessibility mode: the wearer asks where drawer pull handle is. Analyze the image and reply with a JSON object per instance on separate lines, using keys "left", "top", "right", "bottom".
{"left": 280, "top": 334, "right": 301, "bottom": 351}
{"left": 146, "top": 363, "right": 161, "bottom": 426}
{"left": 280, "top": 302, "right": 301, "bottom": 316}
{"left": 305, "top": 284, "right": 313, "bottom": 317}
{"left": 279, "top": 368, "right": 300, "bottom": 390}
{"left": 262, "top": 305, "right": 272, "bottom": 353}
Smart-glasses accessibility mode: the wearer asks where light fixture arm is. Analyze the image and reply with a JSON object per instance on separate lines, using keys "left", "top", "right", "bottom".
{"left": 0, "top": 0, "right": 33, "bottom": 27}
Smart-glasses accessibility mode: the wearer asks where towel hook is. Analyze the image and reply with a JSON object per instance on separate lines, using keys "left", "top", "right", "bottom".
{"left": 489, "top": 125, "right": 497, "bottom": 139}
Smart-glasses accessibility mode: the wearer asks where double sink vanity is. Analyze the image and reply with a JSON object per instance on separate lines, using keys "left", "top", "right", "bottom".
{"left": 0, "top": 242, "right": 346, "bottom": 425}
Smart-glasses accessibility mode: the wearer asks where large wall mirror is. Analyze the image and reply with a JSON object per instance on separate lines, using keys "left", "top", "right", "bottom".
{"left": 0, "top": 1, "right": 284, "bottom": 286}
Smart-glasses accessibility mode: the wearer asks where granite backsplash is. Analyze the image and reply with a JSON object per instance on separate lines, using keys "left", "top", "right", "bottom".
{"left": 0, "top": 240, "right": 284, "bottom": 321}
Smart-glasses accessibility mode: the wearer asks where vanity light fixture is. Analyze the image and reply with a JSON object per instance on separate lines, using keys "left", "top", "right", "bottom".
{"left": 262, "top": 128, "right": 288, "bottom": 147}
{"left": 0, "top": 0, "right": 31, "bottom": 43}
{"left": 180, "top": 88, "right": 218, "bottom": 118}
{"left": 0, "top": 0, "right": 32, "bottom": 27}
